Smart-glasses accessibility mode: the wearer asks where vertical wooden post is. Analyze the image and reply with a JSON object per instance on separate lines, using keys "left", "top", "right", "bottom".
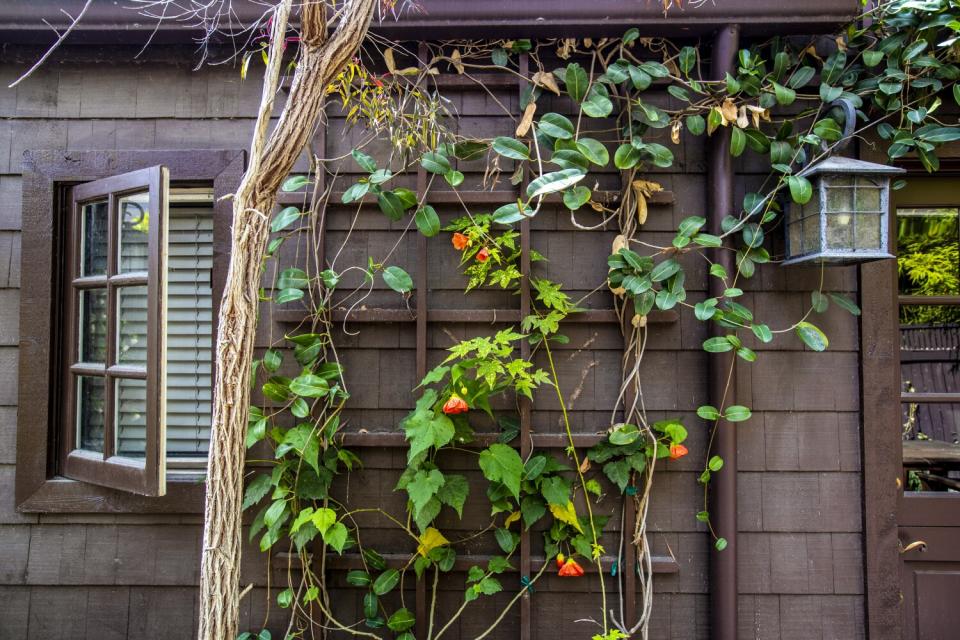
{"left": 414, "top": 43, "right": 430, "bottom": 640}
{"left": 517, "top": 51, "right": 533, "bottom": 640}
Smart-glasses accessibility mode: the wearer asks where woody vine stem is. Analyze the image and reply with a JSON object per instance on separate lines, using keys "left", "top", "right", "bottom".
{"left": 234, "top": 3, "right": 960, "bottom": 640}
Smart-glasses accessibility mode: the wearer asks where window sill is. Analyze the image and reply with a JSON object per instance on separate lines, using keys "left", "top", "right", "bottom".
{"left": 18, "top": 475, "right": 206, "bottom": 514}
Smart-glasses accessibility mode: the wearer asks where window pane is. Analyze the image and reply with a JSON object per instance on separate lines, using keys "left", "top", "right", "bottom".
{"left": 80, "top": 200, "right": 108, "bottom": 277}
{"left": 116, "top": 377, "right": 147, "bottom": 458}
{"left": 897, "top": 207, "right": 959, "bottom": 299}
{"left": 118, "top": 192, "right": 150, "bottom": 273}
{"left": 117, "top": 285, "right": 148, "bottom": 366}
{"left": 826, "top": 211, "right": 854, "bottom": 250}
{"left": 79, "top": 288, "right": 107, "bottom": 363}
{"left": 77, "top": 375, "right": 105, "bottom": 453}
{"left": 166, "top": 204, "right": 214, "bottom": 458}
{"left": 855, "top": 212, "right": 882, "bottom": 251}
{"left": 825, "top": 175, "right": 854, "bottom": 212}
{"left": 854, "top": 177, "right": 882, "bottom": 213}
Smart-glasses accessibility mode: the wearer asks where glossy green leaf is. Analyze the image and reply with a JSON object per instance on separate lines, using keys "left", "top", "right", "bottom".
{"left": 414, "top": 205, "right": 440, "bottom": 237}
{"left": 372, "top": 569, "right": 400, "bottom": 596}
{"left": 796, "top": 321, "right": 829, "bottom": 351}
{"left": 383, "top": 266, "right": 413, "bottom": 294}
{"left": 271, "top": 207, "right": 301, "bottom": 233}
{"left": 526, "top": 169, "right": 586, "bottom": 199}
{"left": 538, "top": 113, "right": 575, "bottom": 139}
{"left": 492, "top": 136, "right": 530, "bottom": 160}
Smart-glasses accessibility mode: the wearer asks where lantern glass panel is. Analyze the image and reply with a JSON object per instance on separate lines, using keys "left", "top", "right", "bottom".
{"left": 826, "top": 175, "right": 855, "bottom": 212}
{"left": 826, "top": 210, "right": 854, "bottom": 250}
{"left": 856, "top": 212, "right": 882, "bottom": 250}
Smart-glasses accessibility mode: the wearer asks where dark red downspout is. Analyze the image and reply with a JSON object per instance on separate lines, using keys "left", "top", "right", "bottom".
{"left": 708, "top": 23, "right": 741, "bottom": 640}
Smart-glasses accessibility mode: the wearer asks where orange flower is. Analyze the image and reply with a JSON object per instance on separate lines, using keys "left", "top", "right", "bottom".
{"left": 442, "top": 394, "right": 469, "bottom": 415}
{"left": 555, "top": 553, "right": 565, "bottom": 569}
{"left": 476, "top": 247, "right": 490, "bottom": 262}
{"left": 452, "top": 233, "right": 470, "bottom": 250}
{"left": 669, "top": 443, "right": 688, "bottom": 460}
{"left": 558, "top": 558, "right": 584, "bottom": 577}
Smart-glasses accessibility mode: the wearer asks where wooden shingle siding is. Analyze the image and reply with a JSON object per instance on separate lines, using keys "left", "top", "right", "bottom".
{"left": 0, "top": 45, "right": 866, "bottom": 639}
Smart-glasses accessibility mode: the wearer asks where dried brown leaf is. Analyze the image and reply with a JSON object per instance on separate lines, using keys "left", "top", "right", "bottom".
{"left": 515, "top": 101, "right": 537, "bottom": 137}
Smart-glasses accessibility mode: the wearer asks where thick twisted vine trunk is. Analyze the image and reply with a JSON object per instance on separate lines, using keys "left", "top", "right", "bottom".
{"left": 199, "top": 1, "right": 377, "bottom": 638}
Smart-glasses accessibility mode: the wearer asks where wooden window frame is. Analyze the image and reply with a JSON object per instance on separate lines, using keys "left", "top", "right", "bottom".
{"left": 16, "top": 149, "right": 244, "bottom": 513}
{"left": 63, "top": 166, "right": 169, "bottom": 495}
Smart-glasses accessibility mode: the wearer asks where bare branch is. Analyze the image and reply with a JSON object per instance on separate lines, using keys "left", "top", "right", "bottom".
{"left": 8, "top": 0, "right": 94, "bottom": 89}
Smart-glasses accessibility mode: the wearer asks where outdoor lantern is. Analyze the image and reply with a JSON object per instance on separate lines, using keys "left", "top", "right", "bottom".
{"left": 783, "top": 156, "right": 905, "bottom": 265}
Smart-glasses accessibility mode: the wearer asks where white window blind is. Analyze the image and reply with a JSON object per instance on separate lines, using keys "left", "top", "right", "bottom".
{"left": 116, "top": 191, "right": 213, "bottom": 461}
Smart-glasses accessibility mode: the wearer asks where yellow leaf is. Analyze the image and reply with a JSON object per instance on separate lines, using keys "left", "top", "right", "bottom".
{"left": 417, "top": 527, "right": 450, "bottom": 557}
{"left": 557, "top": 38, "right": 576, "bottom": 60}
{"left": 504, "top": 511, "right": 521, "bottom": 527}
{"left": 631, "top": 179, "right": 662, "bottom": 226}
{"left": 532, "top": 71, "right": 561, "bottom": 96}
{"left": 549, "top": 501, "right": 583, "bottom": 533}
{"left": 450, "top": 49, "right": 465, "bottom": 74}
{"left": 720, "top": 98, "right": 737, "bottom": 125}
{"left": 515, "top": 102, "right": 537, "bottom": 137}
{"left": 670, "top": 119, "right": 681, "bottom": 145}
{"left": 384, "top": 48, "right": 396, "bottom": 73}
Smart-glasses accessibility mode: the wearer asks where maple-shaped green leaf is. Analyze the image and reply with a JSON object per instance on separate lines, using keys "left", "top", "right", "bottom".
{"left": 401, "top": 389, "right": 455, "bottom": 463}
{"left": 479, "top": 444, "right": 524, "bottom": 500}
{"left": 407, "top": 469, "right": 445, "bottom": 517}
{"left": 437, "top": 473, "right": 469, "bottom": 517}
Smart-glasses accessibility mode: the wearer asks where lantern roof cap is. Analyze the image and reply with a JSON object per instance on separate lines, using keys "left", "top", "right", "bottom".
{"left": 804, "top": 155, "right": 906, "bottom": 177}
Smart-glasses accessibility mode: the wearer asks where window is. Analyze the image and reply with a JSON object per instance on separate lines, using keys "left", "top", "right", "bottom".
{"left": 17, "top": 150, "right": 243, "bottom": 511}
{"left": 894, "top": 179, "right": 960, "bottom": 488}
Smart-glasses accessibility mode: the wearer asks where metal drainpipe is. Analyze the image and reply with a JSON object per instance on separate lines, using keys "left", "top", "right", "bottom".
{"left": 708, "top": 23, "right": 741, "bottom": 640}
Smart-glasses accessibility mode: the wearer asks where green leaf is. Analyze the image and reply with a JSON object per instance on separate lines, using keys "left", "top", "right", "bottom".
{"left": 686, "top": 114, "right": 706, "bottom": 135}
{"left": 813, "top": 118, "right": 843, "bottom": 142}
{"left": 271, "top": 207, "right": 301, "bottom": 233}
{"left": 290, "top": 374, "right": 329, "bottom": 398}
{"left": 863, "top": 50, "right": 884, "bottom": 67}
{"left": 346, "top": 570, "right": 371, "bottom": 587}
{"left": 445, "top": 170, "right": 464, "bottom": 187}
{"left": 402, "top": 390, "right": 456, "bottom": 463}
{"left": 521, "top": 495, "right": 547, "bottom": 528}
{"left": 322, "top": 522, "right": 348, "bottom": 553}
{"left": 538, "top": 113, "right": 575, "bottom": 139}
{"left": 377, "top": 191, "right": 406, "bottom": 221}
{"left": 564, "top": 62, "right": 589, "bottom": 102}
{"left": 492, "top": 202, "right": 527, "bottom": 225}
{"left": 811, "top": 290, "right": 829, "bottom": 313}
{"left": 277, "top": 588, "right": 293, "bottom": 608}
{"left": 383, "top": 266, "right": 413, "bottom": 294}
{"left": 414, "top": 205, "right": 440, "bottom": 237}
{"left": 708, "top": 455, "right": 724, "bottom": 472}
{"left": 575, "top": 138, "right": 609, "bottom": 166}
{"left": 540, "top": 475, "right": 571, "bottom": 506}
{"left": 387, "top": 609, "right": 416, "bottom": 633}
{"left": 492, "top": 136, "right": 530, "bottom": 160}
{"left": 787, "top": 66, "right": 815, "bottom": 88}
{"left": 730, "top": 127, "right": 746, "bottom": 157}
{"left": 369, "top": 169, "right": 392, "bottom": 185}
{"left": 526, "top": 169, "right": 586, "bottom": 198}
{"left": 563, "top": 186, "right": 591, "bottom": 211}
{"left": 421, "top": 151, "right": 451, "bottom": 175}
{"left": 278, "top": 267, "right": 309, "bottom": 290}
{"left": 408, "top": 468, "right": 445, "bottom": 518}
{"left": 650, "top": 258, "right": 681, "bottom": 282}
{"left": 751, "top": 323, "right": 773, "bottom": 343}
{"left": 609, "top": 423, "right": 640, "bottom": 446}
{"left": 703, "top": 337, "right": 734, "bottom": 353}
{"left": 723, "top": 405, "right": 752, "bottom": 422}
{"left": 614, "top": 143, "right": 642, "bottom": 169}
{"left": 715, "top": 537, "right": 728, "bottom": 551}
{"left": 351, "top": 149, "right": 377, "bottom": 172}
{"left": 494, "top": 528, "right": 517, "bottom": 553}
{"left": 828, "top": 293, "right": 861, "bottom": 316}
{"left": 917, "top": 127, "right": 960, "bottom": 143}
{"left": 697, "top": 405, "right": 720, "bottom": 421}
{"left": 242, "top": 474, "right": 272, "bottom": 510}
{"left": 795, "top": 321, "right": 829, "bottom": 351}
{"left": 679, "top": 46, "right": 697, "bottom": 75}
{"left": 582, "top": 84, "right": 613, "bottom": 117}
{"left": 275, "top": 288, "right": 304, "bottom": 304}
{"left": 772, "top": 82, "right": 796, "bottom": 106}
{"left": 342, "top": 182, "right": 369, "bottom": 204}
{"left": 281, "top": 176, "right": 309, "bottom": 192}
{"left": 262, "top": 349, "right": 282, "bottom": 372}
{"left": 363, "top": 593, "right": 378, "bottom": 619}
{"left": 373, "top": 569, "right": 400, "bottom": 596}
{"left": 819, "top": 83, "right": 842, "bottom": 103}
{"left": 479, "top": 443, "right": 524, "bottom": 500}
{"left": 437, "top": 474, "right": 470, "bottom": 517}
{"left": 787, "top": 176, "right": 813, "bottom": 204}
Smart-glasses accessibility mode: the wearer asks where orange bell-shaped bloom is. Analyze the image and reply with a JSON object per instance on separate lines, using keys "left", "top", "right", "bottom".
{"left": 476, "top": 247, "right": 490, "bottom": 262}
{"left": 669, "top": 443, "right": 688, "bottom": 460}
{"left": 452, "top": 233, "right": 470, "bottom": 250}
{"left": 558, "top": 558, "right": 584, "bottom": 577}
{"left": 442, "top": 394, "right": 469, "bottom": 415}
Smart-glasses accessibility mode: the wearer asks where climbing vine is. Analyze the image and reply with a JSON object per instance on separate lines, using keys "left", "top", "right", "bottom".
{"left": 240, "top": 1, "right": 960, "bottom": 638}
